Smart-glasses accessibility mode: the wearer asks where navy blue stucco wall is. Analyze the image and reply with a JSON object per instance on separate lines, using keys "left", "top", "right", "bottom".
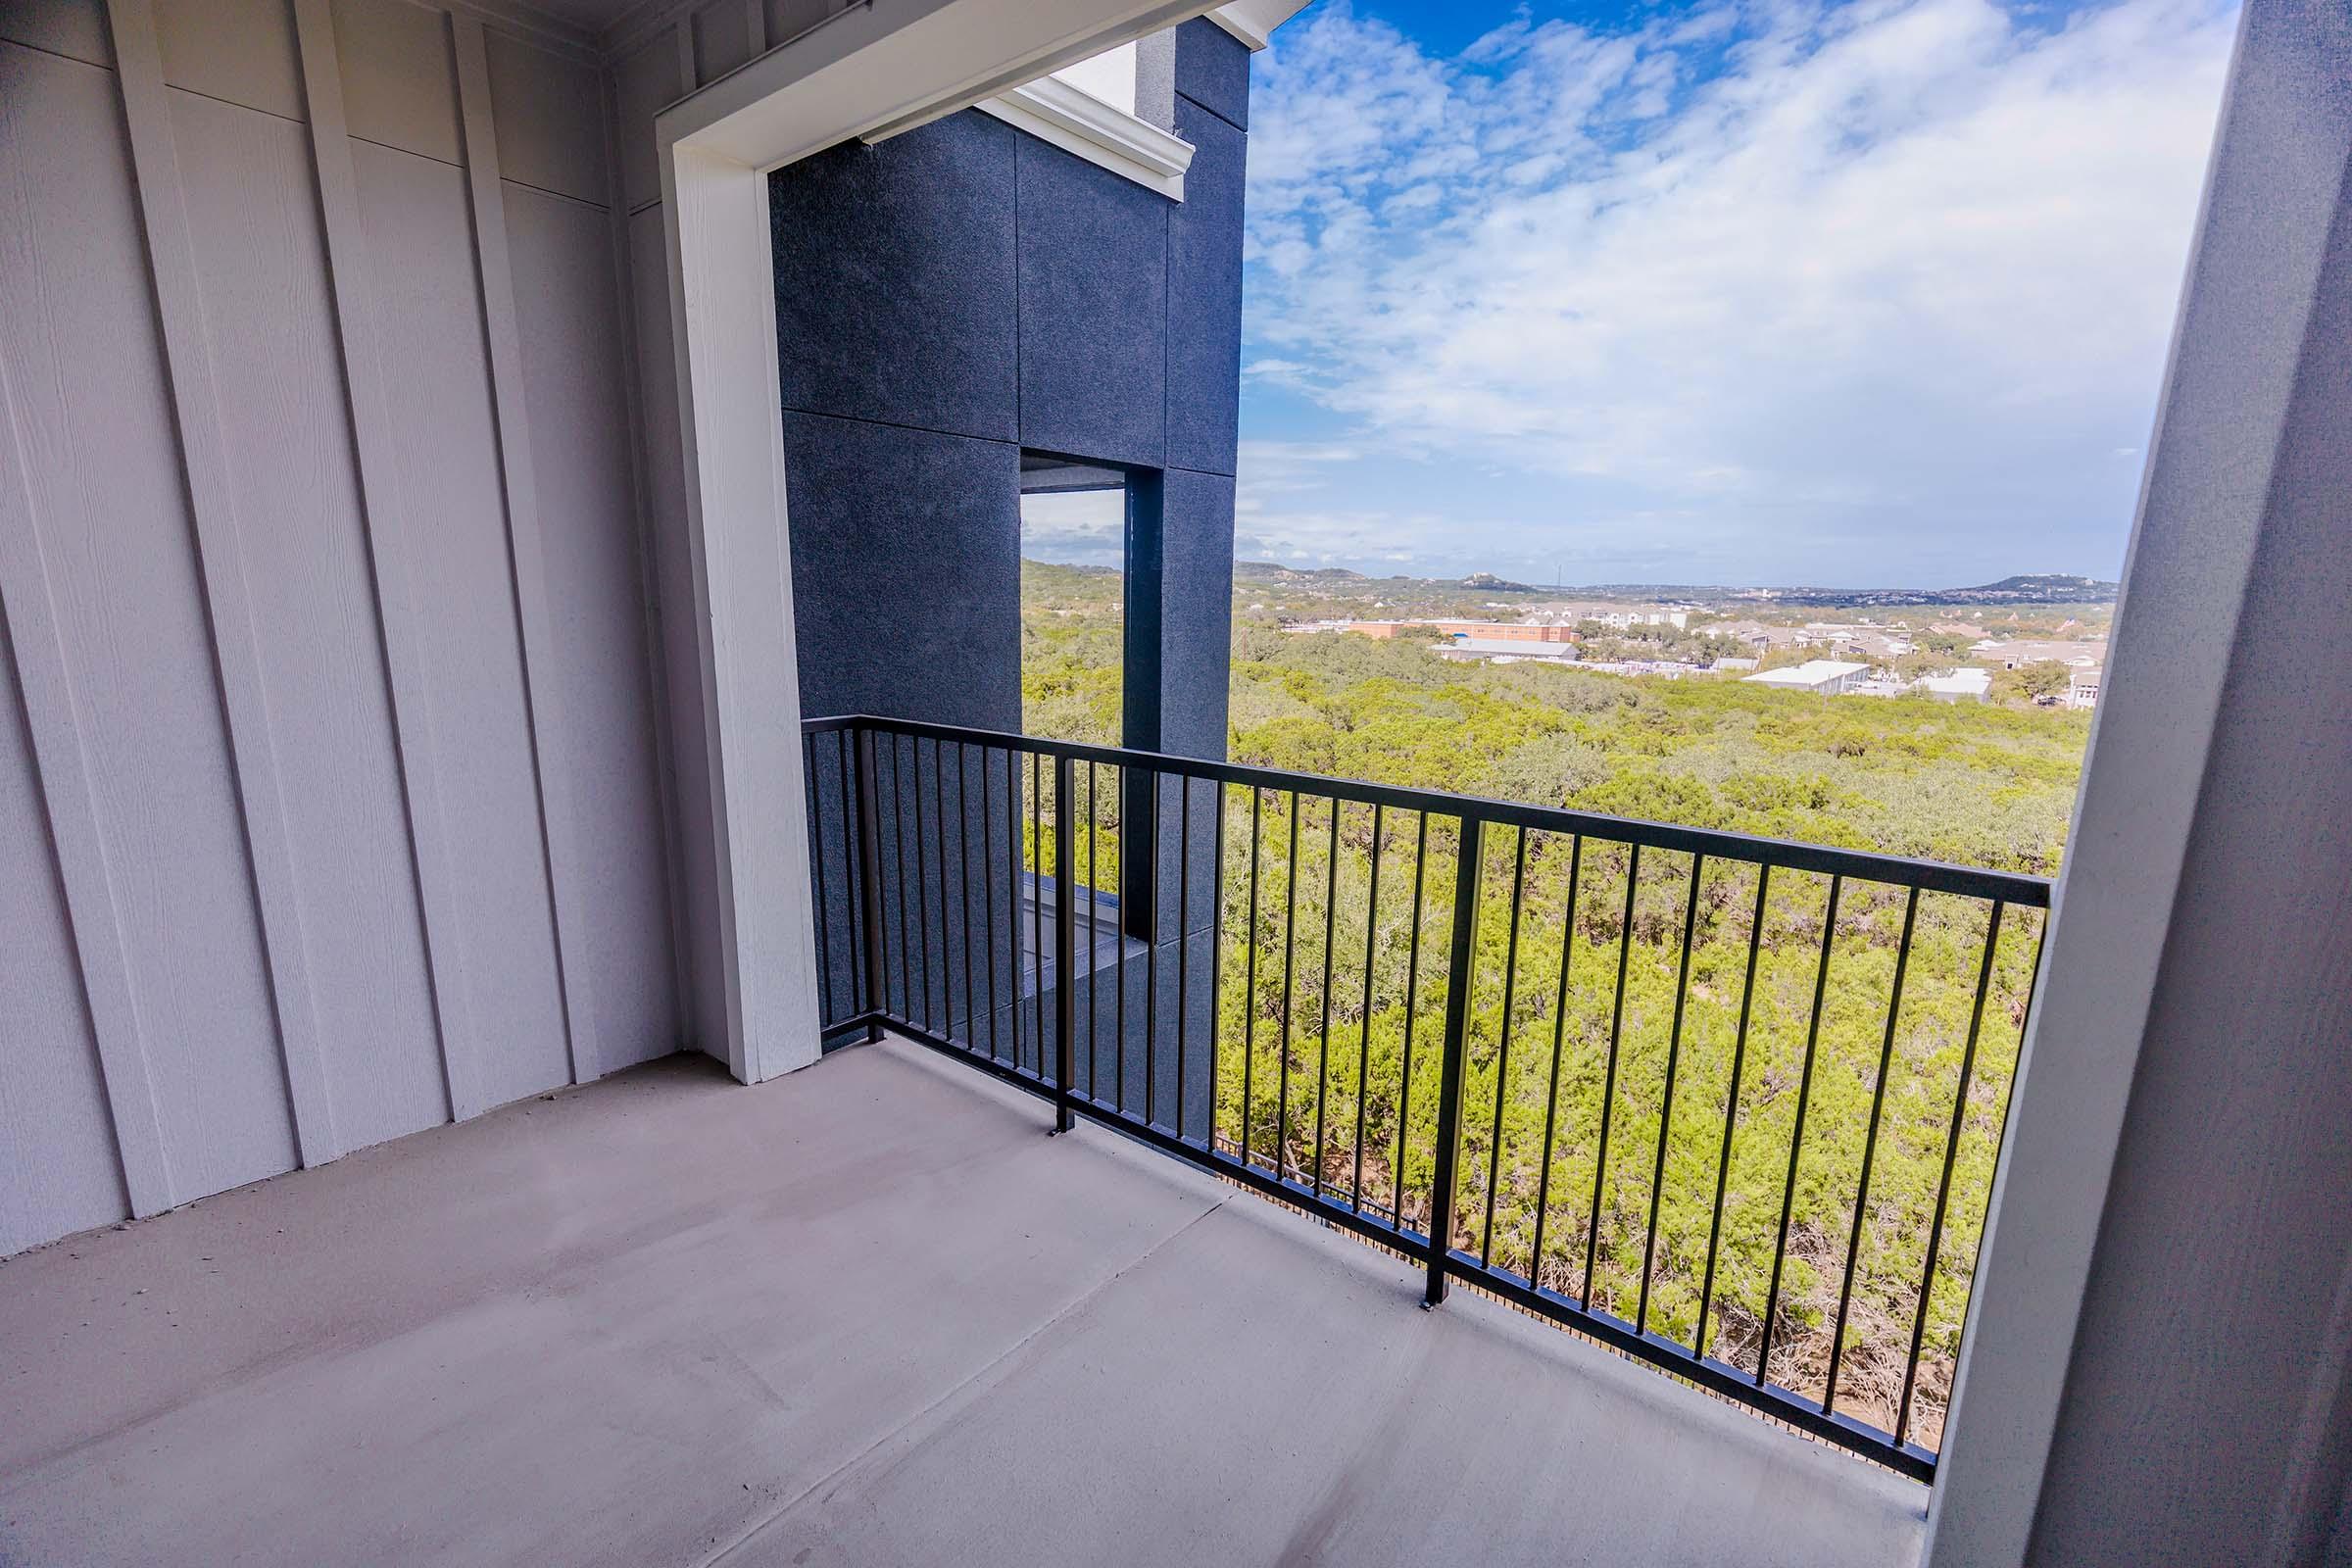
{"left": 770, "top": 18, "right": 1250, "bottom": 748}
{"left": 777, "top": 22, "right": 1251, "bottom": 1119}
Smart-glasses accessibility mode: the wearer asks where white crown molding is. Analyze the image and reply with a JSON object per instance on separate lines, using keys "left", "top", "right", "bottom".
{"left": 441, "top": 0, "right": 602, "bottom": 62}
{"left": 1204, "top": 0, "right": 1306, "bottom": 52}
{"left": 952, "top": 74, "right": 1195, "bottom": 200}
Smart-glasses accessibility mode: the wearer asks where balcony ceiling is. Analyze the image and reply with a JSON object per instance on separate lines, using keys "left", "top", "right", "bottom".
{"left": 0, "top": 1039, "right": 1924, "bottom": 1566}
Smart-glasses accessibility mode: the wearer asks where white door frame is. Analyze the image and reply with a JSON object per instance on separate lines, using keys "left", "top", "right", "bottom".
{"left": 651, "top": 0, "right": 1223, "bottom": 1083}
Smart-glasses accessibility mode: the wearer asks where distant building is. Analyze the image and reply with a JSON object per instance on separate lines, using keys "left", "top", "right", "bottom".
{"left": 1711, "top": 656, "right": 1760, "bottom": 672}
{"left": 1343, "top": 619, "right": 1579, "bottom": 644}
{"left": 1972, "top": 638, "right": 2108, "bottom": 669}
{"left": 2068, "top": 666, "right": 2103, "bottom": 710}
{"left": 1432, "top": 637, "right": 1579, "bottom": 664}
{"left": 1741, "top": 660, "right": 1872, "bottom": 695}
{"left": 1581, "top": 660, "right": 1701, "bottom": 680}
{"left": 1918, "top": 668, "right": 1993, "bottom": 704}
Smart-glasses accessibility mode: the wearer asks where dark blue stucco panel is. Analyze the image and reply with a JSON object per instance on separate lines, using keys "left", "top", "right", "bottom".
{"left": 1158, "top": 467, "right": 1236, "bottom": 759}
{"left": 780, "top": 410, "right": 1022, "bottom": 729}
{"left": 769, "top": 112, "right": 1018, "bottom": 443}
{"left": 1166, "top": 100, "right": 1246, "bottom": 476}
{"left": 1174, "top": 18, "right": 1250, "bottom": 130}
{"left": 1015, "top": 136, "right": 1170, "bottom": 468}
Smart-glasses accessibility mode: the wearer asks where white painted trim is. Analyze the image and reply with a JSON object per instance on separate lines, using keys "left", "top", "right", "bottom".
{"left": 452, "top": 13, "right": 609, "bottom": 1089}
{"left": 0, "top": 299, "right": 174, "bottom": 1217}
{"left": 963, "top": 74, "right": 1194, "bottom": 200}
{"left": 661, "top": 142, "right": 815, "bottom": 1084}
{"left": 104, "top": 0, "right": 339, "bottom": 1179}
{"left": 294, "top": 0, "right": 475, "bottom": 1137}
{"left": 443, "top": 0, "right": 600, "bottom": 63}
{"left": 647, "top": 0, "right": 1224, "bottom": 1082}
{"left": 1204, "top": 0, "right": 1307, "bottom": 52}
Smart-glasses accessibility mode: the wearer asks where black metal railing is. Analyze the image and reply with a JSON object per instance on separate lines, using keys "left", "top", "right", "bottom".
{"left": 800, "top": 714, "right": 2049, "bottom": 1481}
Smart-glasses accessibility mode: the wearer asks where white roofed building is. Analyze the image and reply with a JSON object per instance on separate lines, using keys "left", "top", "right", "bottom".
{"left": 1740, "top": 660, "right": 1872, "bottom": 695}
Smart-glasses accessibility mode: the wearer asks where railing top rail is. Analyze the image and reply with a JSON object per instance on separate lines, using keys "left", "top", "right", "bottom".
{"left": 804, "top": 713, "right": 2053, "bottom": 907}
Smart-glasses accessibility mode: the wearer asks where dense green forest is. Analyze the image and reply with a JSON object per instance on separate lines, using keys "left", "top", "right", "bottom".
{"left": 1019, "top": 561, "right": 2086, "bottom": 1452}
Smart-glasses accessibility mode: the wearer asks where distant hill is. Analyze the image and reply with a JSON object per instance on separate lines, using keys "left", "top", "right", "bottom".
{"left": 1229, "top": 560, "right": 2118, "bottom": 608}
{"left": 1236, "top": 562, "right": 1371, "bottom": 581}
{"left": 1729, "top": 574, "right": 2120, "bottom": 609}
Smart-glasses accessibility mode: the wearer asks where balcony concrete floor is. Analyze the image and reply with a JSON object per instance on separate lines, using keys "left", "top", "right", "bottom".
{"left": 0, "top": 1037, "right": 1925, "bottom": 1566}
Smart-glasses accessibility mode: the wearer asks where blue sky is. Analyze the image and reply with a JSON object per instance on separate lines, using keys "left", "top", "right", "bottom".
{"left": 1232, "top": 0, "right": 2240, "bottom": 586}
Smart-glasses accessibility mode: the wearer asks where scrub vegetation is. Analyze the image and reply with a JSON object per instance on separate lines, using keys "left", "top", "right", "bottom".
{"left": 1020, "top": 561, "right": 2089, "bottom": 1452}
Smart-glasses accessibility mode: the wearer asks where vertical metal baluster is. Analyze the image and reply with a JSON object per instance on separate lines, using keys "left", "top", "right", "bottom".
{"left": 1480, "top": 826, "right": 1529, "bottom": 1267}
{"left": 855, "top": 728, "right": 887, "bottom": 1042}
{"left": 1032, "top": 751, "right": 1047, "bottom": 1075}
{"left": 910, "top": 736, "right": 933, "bottom": 1030}
{"left": 1176, "top": 785, "right": 1195, "bottom": 1142}
{"left": 1696, "top": 864, "right": 1771, "bottom": 1361}
{"left": 1637, "top": 853, "right": 1708, "bottom": 1336}
{"left": 1582, "top": 843, "right": 1644, "bottom": 1309}
{"left": 1087, "top": 761, "right": 1100, "bottom": 1101}
{"left": 956, "top": 745, "right": 977, "bottom": 1046}
{"left": 1393, "top": 812, "right": 1430, "bottom": 1232}
{"left": 1116, "top": 765, "right": 1130, "bottom": 1116}
{"left": 1197, "top": 779, "right": 1224, "bottom": 1149}
{"left": 1425, "top": 814, "right": 1485, "bottom": 1307}
{"left": 838, "top": 735, "right": 864, "bottom": 1017}
{"left": 1758, "top": 873, "right": 1843, "bottom": 1390}
{"left": 1896, "top": 900, "right": 2005, "bottom": 1447}
{"left": 982, "top": 749, "right": 1002, "bottom": 1061}
{"left": 1242, "top": 787, "right": 1262, "bottom": 1169}
{"left": 1528, "top": 836, "right": 1583, "bottom": 1292}
{"left": 1351, "top": 804, "right": 1385, "bottom": 1210}
{"left": 926, "top": 743, "right": 945, "bottom": 1034}
{"left": 1822, "top": 885, "right": 1923, "bottom": 1415}
{"left": 1314, "top": 798, "right": 1340, "bottom": 1197}
{"left": 891, "top": 735, "right": 913, "bottom": 1022}
{"left": 807, "top": 734, "right": 835, "bottom": 1026}
{"left": 1278, "top": 794, "right": 1301, "bottom": 1183}
{"left": 1133, "top": 766, "right": 1152, "bottom": 1123}
{"left": 1006, "top": 749, "right": 1025, "bottom": 1070}
{"left": 1053, "top": 753, "right": 1076, "bottom": 1131}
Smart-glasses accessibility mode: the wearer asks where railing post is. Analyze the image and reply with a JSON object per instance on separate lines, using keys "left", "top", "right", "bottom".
{"left": 853, "top": 725, "right": 887, "bottom": 1043}
{"left": 1425, "top": 812, "right": 1483, "bottom": 1307}
{"left": 1053, "top": 752, "right": 1077, "bottom": 1133}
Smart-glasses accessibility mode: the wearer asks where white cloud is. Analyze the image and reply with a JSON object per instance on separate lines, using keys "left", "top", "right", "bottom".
{"left": 1019, "top": 487, "right": 1124, "bottom": 566}
{"left": 1239, "top": 0, "right": 2237, "bottom": 583}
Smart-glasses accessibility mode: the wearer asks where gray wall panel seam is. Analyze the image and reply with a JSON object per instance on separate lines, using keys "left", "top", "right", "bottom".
{"left": 599, "top": 51, "right": 691, "bottom": 1051}
{"left": 779, "top": 403, "right": 1021, "bottom": 450}
{"left": 454, "top": 12, "right": 605, "bottom": 1086}
{"left": 293, "top": 0, "right": 480, "bottom": 1127}
{"left": 0, "top": 316, "right": 172, "bottom": 1216}
{"left": 105, "top": 0, "right": 341, "bottom": 1169}
{"left": 1175, "top": 88, "right": 1242, "bottom": 136}
{"left": 0, "top": 34, "right": 115, "bottom": 75}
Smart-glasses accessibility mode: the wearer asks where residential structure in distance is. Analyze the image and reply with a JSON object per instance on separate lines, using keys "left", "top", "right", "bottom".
{"left": 1920, "top": 668, "right": 1995, "bottom": 704}
{"left": 1432, "top": 636, "right": 1581, "bottom": 664}
{"left": 1741, "top": 659, "right": 1874, "bottom": 695}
